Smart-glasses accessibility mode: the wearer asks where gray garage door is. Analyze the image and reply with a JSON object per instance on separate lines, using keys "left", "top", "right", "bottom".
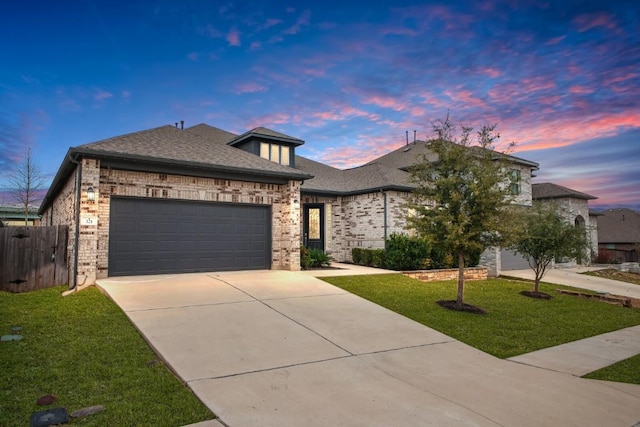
{"left": 109, "top": 198, "right": 271, "bottom": 277}
{"left": 500, "top": 248, "right": 531, "bottom": 271}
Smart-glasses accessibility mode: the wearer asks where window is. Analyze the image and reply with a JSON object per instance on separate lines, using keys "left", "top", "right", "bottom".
{"left": 259, "top": 142, "right": 290, "bottom": 165}
{"left": 281, "top": 145, "right": 290, "bottom": 166}
{"left": 509, "top": 169, "right": 521, "bottom": 195}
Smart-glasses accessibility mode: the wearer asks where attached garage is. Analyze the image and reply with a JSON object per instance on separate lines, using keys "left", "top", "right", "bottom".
{"left": 109, "top": 198, "right": 271, "bottom": 276}
{"left": 500, "top": 249, "right": 531, "bottom": 271}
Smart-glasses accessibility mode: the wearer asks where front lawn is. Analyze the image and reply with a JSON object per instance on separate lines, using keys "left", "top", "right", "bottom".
{"left": 584, "top": 354, "right": 640, "bottom": 384}
{"left": 321, "top": 274, "right": 640, "bottom": 359}
{"left": 0, "top": 286, "right": 214, "bottom": 426}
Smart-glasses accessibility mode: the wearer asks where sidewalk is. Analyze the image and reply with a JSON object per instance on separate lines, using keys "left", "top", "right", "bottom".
{"left": 508, "top": 325, "right": 640, "bottom": 376}
{"left": 504, "top": 266, "right": 640, "bottom": 299}
{"left": 314, "top": 264, "right": 640, "bottom": 379}
{"left": 498, "top": 267, "right": 640, "bottom": 378}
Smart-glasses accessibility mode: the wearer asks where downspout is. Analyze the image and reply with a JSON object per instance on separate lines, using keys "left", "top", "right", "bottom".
{"left": 69, "top": 154, "right": 82, "bottom": 291}
{"left": 381, "top": 189, "right": 388, "bottom": 248}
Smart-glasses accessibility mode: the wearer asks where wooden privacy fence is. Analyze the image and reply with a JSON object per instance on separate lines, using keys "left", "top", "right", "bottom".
{"left": 0, "top": 225, "right": 69, "bottom": 292}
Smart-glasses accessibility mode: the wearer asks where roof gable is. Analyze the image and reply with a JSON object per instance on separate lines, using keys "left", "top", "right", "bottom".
{"left": 75, "top": 125, "right": 308, "bottom": 178}
{"left": 532, "top": 182, "right": 597, "bottom": 200}
{"left": 296, "top": 156, "right": 413, "bottom": 195}
{"left": 597, "top": 208, "right": 640, "bottom": 243}
{"left": 368, "top": 139, "right": 539, "bottom": 171}
{"left": 228, "top": 127, "right": 304, "bottom": 147}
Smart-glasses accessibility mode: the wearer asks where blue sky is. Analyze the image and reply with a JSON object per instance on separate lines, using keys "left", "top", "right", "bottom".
{"left": 1, "top": 0, "right": 638, "bottom": 210}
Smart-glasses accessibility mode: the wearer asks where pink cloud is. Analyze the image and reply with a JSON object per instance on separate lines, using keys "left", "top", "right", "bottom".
{"left": 250, "top": 41, "right": 262, "bottom": 50}
{"left": 603, "top": 72, "right": 638, "bottom": 86}
{"left": 257, "top": 18, "right": 282, "bottom": 31}
{"left": 545, "top": 35, "right": 566, "bottom": 45}
{"left": 568, "top": 85, "right": 594, "bottom": 94}
{"left": 360, "top": 95, "right": 407, "bottom": 112}
{"left": 235, "top": 82, "right": 267, "bottom": 94}
{"left": 573, "top": 12, "right": 618, "bottom": 32}
{"left": 283, "top": 9, "right": 310, "bottom": 35}
{"left": 520, "top": 77, "right": 556, "bottom": 93}
{"left": 508, "top": 111, "right": 640, "bottom": 152}
{"left": 93, "top": 88, "right": 113, "bottom": 101}
{"left": 226, "top": 28, "right": 241, "bottom": 46}
{"left": 303, "top": 68, "right": 325, "bottom": 77}
{"left": 445, "top": 89, "right": 487, "bottom": 108}
{"left": 380, "top": 26, "right": 418, "bottom": 37}
{"left": 477, "top": 67, "right": 502, "bottom": 78}
{"left": 186, "top": 52, "right": 199, "bottom": 61}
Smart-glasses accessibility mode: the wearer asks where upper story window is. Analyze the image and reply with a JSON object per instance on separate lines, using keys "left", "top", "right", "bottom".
{"left": 509, "top": 169, "right": 521, "bottom": 195}
{"left": 260, "top": 142, "right": 290, "bottom": 166}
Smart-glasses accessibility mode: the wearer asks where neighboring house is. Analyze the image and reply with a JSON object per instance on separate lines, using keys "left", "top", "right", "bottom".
{"left": 0, "top": 205, "right": 41, "bottom": 226}
{"left": 40, "top": 123, "right": 588, "bottom": 286}
{"left": 532, "top": 182, "right": 599, "bottom": 263}
{"left": 597, "top": 208, "right": 640, "bottom": 263}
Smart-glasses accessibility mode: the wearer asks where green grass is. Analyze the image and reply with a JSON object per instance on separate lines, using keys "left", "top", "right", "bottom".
{"left": 0, "top": 286, "right": 214, "bottom": 426}
{"left": 584, "top": 354, "right": 640, "bottom": 384}
{"left": 321, "top": 274, "right": 640, "bottom": 359}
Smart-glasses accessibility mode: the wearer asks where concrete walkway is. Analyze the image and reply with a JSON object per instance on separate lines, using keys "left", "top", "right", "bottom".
{"left": 504, "top": 266, "right": 640, "bottom": 299}
{"left": 509, "top": 324, "right": 640, "bottom": 376}
{"left": 97, "top": 266, "right": 640, "bottom": 427}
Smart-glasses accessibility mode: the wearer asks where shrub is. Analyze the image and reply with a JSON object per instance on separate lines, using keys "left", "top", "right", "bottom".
{"left": 429, "top": 245, "right": 455, "bottom": 269}
{"left": 351, "top": 248, "right": 363, "bottom": 265}
{"left": 384, "top": 233, "right": 431, "bottom": 270}
{"left": 300, "top": 245, "right": 313, "bottom": 270}
{"left": 361, "top": 249, "right": 373, "bottom": 266}
{"left": 301, "top": 246, "right": 331, "bottom": 269}
{"left": 372, "top": 249, "right": 385, "bottom": 267}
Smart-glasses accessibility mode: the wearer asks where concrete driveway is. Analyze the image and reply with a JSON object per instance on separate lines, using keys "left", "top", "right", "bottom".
{"left": 98, "top": 270, "right": 640, "bottom": 427}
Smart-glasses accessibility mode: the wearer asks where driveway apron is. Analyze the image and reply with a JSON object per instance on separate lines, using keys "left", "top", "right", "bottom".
{"left": 98, "top": 271, "right": 640, "bottom": 427}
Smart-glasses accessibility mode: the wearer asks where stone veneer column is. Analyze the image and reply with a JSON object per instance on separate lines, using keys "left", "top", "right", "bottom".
{"left": 273, "top": 180, "right": 301, "bottom": 271}
{"left": 76, "top": 158, "right": 101, "bottom": 286}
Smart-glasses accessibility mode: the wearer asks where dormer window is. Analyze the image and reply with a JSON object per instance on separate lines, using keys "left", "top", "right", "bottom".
{"left": 260, "top": 142, "right": 290, "bottom": 166}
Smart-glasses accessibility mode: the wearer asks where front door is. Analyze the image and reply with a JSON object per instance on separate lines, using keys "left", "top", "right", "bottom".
{"left": 303, "top": 204, "right": 324, "bottom": 251}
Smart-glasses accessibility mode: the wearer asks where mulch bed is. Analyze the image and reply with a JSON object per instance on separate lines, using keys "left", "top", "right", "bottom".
{"left": 520, "top": 290, "right": 553, "bottom": 299}
{"left": 436, "top": 300, "right": 487, "bottom": 314}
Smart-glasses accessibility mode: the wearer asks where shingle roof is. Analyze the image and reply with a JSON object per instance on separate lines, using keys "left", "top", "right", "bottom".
{"left": 368, "top": 140, "right": 539, "bottom": 171}
{"left": 296, "top": 156, "right": 414, "bottom": 195}
{"left": 532, "top": 182, "right": 597, "bottom": 200}
{"left": 597, "top": 208, "right": 640, "bottom": 244}
{"left": 185, "top": 123, "right": 237, "bottom": 145}
{"left": 76, "top": 125, "right": 309, "bottom": 179}
{"left": 229, "top": 127, "right": 304, "bottom": 147}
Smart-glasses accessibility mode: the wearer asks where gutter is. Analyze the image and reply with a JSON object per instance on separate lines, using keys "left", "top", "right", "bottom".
{"left": 68, "top": 153, "right": 82, "bottom": 291}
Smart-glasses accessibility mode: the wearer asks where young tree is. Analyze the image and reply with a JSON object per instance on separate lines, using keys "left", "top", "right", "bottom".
{"left": 408, "top": 115, "right": 515, "bottom": 311}
{"left": 8, "top": 148, "right": 45, "bottom": 226}
{"left": 513, "top": 202, "right": 589, "bottom": 296}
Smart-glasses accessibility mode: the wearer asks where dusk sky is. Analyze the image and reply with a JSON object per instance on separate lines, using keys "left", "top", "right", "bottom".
{"left": 1, "top": 0, "right": 638, "bottom": 210}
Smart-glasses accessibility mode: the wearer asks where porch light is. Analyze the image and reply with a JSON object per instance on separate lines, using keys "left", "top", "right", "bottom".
{"left": 87, "top": 186, "right": 96, "bottom": 202}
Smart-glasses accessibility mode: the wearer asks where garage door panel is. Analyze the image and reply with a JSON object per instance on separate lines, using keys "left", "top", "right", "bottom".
{"left": 109, "top": 198, "right": 271, "bottom": 277}
{"left": 501, "top": 249, "right": 531, "bottom": 271}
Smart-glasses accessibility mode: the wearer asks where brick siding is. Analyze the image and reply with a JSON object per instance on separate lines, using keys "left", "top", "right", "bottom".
{"left": 43, "top": 159, "right": 301, "bottom": 285}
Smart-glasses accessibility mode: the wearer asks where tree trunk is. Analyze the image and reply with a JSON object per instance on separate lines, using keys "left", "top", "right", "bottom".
{"left": 456, "top": 250, "right": 465, "bottom": 308}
